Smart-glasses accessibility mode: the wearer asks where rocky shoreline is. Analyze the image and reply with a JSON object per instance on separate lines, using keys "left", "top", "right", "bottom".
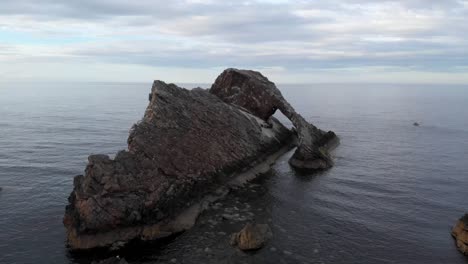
{"left": 63, "top": 69, "right": 339, "bottom": 253}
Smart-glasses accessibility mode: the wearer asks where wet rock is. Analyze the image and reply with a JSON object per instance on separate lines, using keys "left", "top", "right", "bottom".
{"left": 210, "top": 68, "right": 339, "bottom": 171}
{"left": 230, "top": 223, "right": 272, "bottom": 250}
{"left": 91, "top": 256, "right": 128, "bottom": 264}
{"left": 452, "top": 214, "right": 468, "bottom": 254}
{"left": 413, "top": 122, "right": 420, "bottom": 126}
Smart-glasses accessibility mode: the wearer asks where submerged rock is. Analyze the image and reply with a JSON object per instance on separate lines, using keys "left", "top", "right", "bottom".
{"left": 452, "top": 214, "right": 468, "bottom": 254}
{"left": 230, "top": 223, "right": 272, "bottom": 250}
{"left": 413, "top": 122, "right": 420, "bottom": 127}
{"left": 210, "top": 68, "right": 339, "bottom": 170}
{"left": 63, "top": 69, "right": 337, "bottom": 250}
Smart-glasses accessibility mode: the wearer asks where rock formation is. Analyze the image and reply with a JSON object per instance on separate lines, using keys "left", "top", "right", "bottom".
{"left": 63, "top": 69, "right": 338, "bottom": 250}
{"left": 230, "top": 223, "right": 272, "bottom": 251}
{"left": 211, "top": 69, "right": 338, "bottom": 170}
{"left": 452, "top": 214, "right": 468, "bottom": 254}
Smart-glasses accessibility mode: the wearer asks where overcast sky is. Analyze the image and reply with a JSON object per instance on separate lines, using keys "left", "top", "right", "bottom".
{"left": 1, "top": 0, "right": 468, "bottom": 83}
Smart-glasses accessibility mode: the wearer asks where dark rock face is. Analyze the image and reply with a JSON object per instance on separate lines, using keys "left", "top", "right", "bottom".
{"left": 64, "top": 79, "right": 293, "bottom": 250}
{"left": 452, "top": 214, "right": 468, "bottom": 254}
{"left": 210, "top": 68, "right": 339, "bottom": 170}
{"left": 230, "top": 223, "right": 272, "bottom": 251}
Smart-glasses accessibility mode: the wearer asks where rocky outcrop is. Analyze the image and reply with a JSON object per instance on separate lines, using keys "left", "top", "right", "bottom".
{"left": 64, "top": 78, "right": 294, "bottom": 250}
{"left": 452, "top": 214, "right": 468, "bottom": 254}
{"left": 63, "top": 69, "right": 337, "bottom": 250}
{"left": 210, "top": 68, "right": 339, "bottom": 170}
{"left": 230, "top": 223, "right": 272, "bottom": 250}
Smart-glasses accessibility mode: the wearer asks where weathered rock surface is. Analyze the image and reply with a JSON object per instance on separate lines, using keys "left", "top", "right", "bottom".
{"left": 64, "top": 78, "right": 294, "bottom": 250}
{"left": 230, "top": 223, "right": 272, "bottom": 250}
{"left": 210, "top": 68, "right": 339, "bottom": 170}
{"left": 452, "top": 214, "right": 468, "bottom": 254}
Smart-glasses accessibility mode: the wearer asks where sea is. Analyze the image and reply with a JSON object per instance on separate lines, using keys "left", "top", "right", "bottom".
{"left": 0, "top": 82, "right": 467, "bottom": 264}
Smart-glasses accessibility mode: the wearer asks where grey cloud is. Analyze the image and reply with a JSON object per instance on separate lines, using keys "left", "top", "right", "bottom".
{"left": 1, "top": 0, "right": 467, "bottom": 73}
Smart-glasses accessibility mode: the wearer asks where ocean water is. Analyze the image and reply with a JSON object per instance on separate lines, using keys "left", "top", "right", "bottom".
{"left": 0, "top": 82, "right": 467, "bottom": 264}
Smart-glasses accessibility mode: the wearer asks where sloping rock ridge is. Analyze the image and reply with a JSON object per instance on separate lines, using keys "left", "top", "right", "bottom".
{"left": 63, "top": 69, "right": 338, "bottom": 250}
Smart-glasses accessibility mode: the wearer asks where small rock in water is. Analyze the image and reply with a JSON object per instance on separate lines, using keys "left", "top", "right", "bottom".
{"left": 270, "top": 247, "right": 277, "bottom": 252}
{"left": 283, "top": 250, "right": 292, "bottom": 255}
{"left": 170, "top": 258, "right": 177, "bottom": 263}
{"left": 452, "top": 213, "right": 468, "bottom": 254}
{"left": 230, "top": 223, "right": 272, "bottom": 250}
{"left": 413, "top": 122, "right": 420, "bottom": 126}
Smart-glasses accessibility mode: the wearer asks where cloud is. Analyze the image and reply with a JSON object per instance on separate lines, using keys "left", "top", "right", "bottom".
{"left": 0, "top": 0, "right": 467, "bottom": 82}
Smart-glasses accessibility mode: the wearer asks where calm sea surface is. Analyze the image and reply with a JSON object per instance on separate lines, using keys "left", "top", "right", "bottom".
{"left": 0, "top": 82, "right": 467, "bottom": 264}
